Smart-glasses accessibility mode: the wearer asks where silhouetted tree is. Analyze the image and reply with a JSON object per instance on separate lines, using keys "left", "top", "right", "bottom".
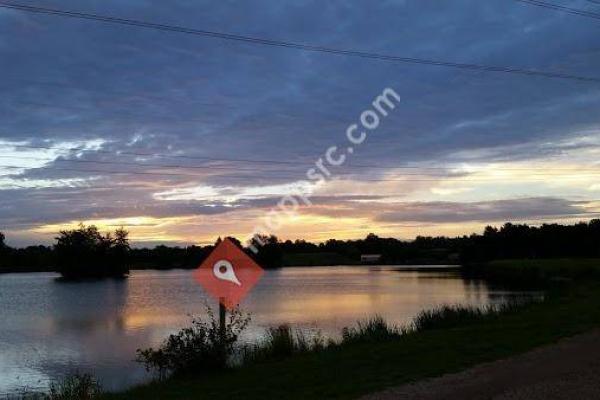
{"left": 55, "top": 224, "right": 130, "bottom": 280}
{"left": 3, "top": 219, "right": 600, "bottom": 272}
{"left": 251, "top": 234, "right": 283, "bottom": 269}
{"left": 460, "top": 219, "right": 600, "bottom": 263}
{"left": 0, "top": 231, "right": 6, "bottom": 268}
{"left": 109, "top": 227, "right": 131, "bottom": 270}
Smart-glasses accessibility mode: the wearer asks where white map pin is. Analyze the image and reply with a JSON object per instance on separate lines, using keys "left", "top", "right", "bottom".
{"left": 213, "top": 259, "right": 241, "bottom": 286}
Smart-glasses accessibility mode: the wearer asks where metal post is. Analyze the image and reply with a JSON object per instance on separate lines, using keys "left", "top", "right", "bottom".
{"left": 219, "top": 297, "right": 226, "bottom": 341}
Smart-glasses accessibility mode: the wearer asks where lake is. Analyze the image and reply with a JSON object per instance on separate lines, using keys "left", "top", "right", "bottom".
{"left": 0, "top": 266, "right": 540, "bottom": 395}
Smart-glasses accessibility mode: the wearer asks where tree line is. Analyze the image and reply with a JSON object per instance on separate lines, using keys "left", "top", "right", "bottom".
{"left": 1, "top": 220, "right": 599, "bottom": 276}
{"left": 0, "top": 224, "right": 131, "bottom": 279}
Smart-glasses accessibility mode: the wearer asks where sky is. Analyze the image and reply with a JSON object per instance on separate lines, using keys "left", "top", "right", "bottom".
{"left": 1, "top": 0, "right": 599, "bottom": 247}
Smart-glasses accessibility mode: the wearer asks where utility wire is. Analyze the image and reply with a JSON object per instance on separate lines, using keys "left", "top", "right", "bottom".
{"left": 0, "top": 154, "right": 298, "bottom": 173}
{"left": 1, "top": 164, "right": 599, "bottom": 182}
{"left": 0, "top": 154, "right": 599, "bottom": 174}
{"left": 5, "top": 143, "right": 318, "bottom": 167}
{"left": 0, "top": 1, "right": 599, "bottom": 83}
{"left": 514, "top": 0, "right": 600, "bottom": 20}
{"left": 0, "top": 183, "right": 160, "bottom": 191}
{"left": 0, "top": 142, "right": 600, "bottom": 171}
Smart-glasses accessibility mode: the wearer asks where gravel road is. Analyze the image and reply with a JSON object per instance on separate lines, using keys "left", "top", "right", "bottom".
{"left": 360, "top": 330, "right": 600, "bottom": 400}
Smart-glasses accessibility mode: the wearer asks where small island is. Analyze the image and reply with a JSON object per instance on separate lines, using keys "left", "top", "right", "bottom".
{"left": 54, "top": 224, "right": 131, "bottom": 280}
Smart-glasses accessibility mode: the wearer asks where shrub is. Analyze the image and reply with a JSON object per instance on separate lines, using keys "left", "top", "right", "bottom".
{"left": 136, "top": 307, "right": 250, "bottom": 379}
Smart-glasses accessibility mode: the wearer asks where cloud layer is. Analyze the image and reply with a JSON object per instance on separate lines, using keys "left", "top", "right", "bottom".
{"left": 1, "top": 0, "right": 599, "bottom": 245}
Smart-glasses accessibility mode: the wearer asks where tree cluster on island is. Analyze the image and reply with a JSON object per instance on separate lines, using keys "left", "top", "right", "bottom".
{"left": 53, "top": 224, "right": 131, "bottom": 280}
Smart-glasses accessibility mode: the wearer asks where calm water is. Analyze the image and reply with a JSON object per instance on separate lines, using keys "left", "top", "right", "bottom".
{"left": 0, "top": 266, "right": 539, "bottom": 395}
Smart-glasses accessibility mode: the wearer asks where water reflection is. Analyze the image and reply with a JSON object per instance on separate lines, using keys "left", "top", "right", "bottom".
{"left": 0, "top": 267, "right": 541, "bottom": 395}
{"left": 39, "top": 279, "right": 152, "bottom": 392}
{"left": 48, "top": 279, "right": 128, "bottom": 332}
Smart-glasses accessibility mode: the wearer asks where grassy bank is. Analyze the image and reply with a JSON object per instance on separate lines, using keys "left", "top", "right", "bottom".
{"left": 102, "top": 259, "right": 600, "bottom": 400}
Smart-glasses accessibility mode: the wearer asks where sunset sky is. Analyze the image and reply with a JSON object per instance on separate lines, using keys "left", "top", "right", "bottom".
{"left": 1, "top": 0, "right": 599, "bottom": 247}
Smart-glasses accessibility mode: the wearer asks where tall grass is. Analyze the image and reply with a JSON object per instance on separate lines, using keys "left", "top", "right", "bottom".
{"left": 10, "top": 374, "right": 101, "bottom": 400}
{"left": 412, "top": 302, "right": 530, "bottom": 332}
{"left": 341, "top": 302, "right": 534, "bottom": 344}
{"left": 341, "top": 315, "right": 406, "bottom": 344}
{"left": 135, "top": 301, "right": 533, "bottom": 379}
{"left": 243, "top": 325, "right": 327, "bottom": 363}
{"left": 46, "top": 374, "right": 101, "bottom": 400}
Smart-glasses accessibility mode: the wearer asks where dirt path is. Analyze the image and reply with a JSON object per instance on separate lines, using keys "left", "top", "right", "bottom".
{"left": 360, "top": 330, "right": 600, "bottom": 400}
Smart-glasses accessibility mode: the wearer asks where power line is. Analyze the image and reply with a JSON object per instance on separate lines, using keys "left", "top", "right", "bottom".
{"left": 1, "top": 163, "right": 599, "bottom": 182}
{"left": 514, "top": 0, "right": 600, "bottom": 20}
{"left": 3, "top": 143, "right": 600, "bottom": 172}
{"left": 0, "top": 144, "right": 600, "bottom": 171}
{"left": 5, "top": 143, "right": 316, "bottom": 167}
{"left": 0, "top": 1, "right": 599, "bottom": 83}
{"left": 0, "top": 183, "right": 159, "bottom": 191}
{"left": 1, "top": 153, "right": 599, "bottom": 175}
{"left": 0, "top": 154, "right": 296, "bottom": 173}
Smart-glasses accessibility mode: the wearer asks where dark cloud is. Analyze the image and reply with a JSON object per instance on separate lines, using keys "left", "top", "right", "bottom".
{"left": 375, "top": 197, "right": 598, "bottom": 224}
{"left": 0, "top": 185, "right": 389, "bottom": 228}
{"left": 0, "top": 185, "right": 239, "bottom": 227}
{"left": 2, "top": 0, "right": 599, "bottom": 161}
{"left": 1, "top": 0, "right": 599, "bottom": 243}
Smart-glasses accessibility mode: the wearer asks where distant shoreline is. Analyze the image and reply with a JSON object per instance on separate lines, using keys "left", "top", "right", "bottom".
{"left": 0, "top": 263, "right": 462, "bottom": 275}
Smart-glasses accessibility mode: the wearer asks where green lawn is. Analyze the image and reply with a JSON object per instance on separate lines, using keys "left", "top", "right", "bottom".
{"left": 104, "top": 260, "right": 600, "bottom": 400}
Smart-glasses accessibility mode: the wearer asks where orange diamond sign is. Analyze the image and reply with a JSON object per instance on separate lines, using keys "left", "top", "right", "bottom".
{"left": 194, "top": 238, "right": 264, "bottom": 309}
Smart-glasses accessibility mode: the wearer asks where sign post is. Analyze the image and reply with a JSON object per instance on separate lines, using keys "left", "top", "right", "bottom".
{"left": 194, "top": 237, "right": 265, "bottom": 338}
{"left": 219, "top": 296, "right": 226, "bottom": 341}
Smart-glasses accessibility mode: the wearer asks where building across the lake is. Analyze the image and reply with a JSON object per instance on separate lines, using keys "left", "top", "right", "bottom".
{"left": 360, "top": 254, "right": 382, "bottom": 264}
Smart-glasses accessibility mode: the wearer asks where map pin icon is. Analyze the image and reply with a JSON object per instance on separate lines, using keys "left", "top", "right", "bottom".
{"left": 213, "top": 259, "right": 242, "bottom": 286}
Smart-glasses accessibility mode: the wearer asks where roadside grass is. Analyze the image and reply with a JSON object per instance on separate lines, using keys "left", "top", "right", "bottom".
{"left": 243, "top": 325, "right": 329, "bottom": 363}
{"left": 103, "top": 276, "right": 600, "bottom": 399}
{"left": 341, "top": 315, "right": 405, "bottom": 344}
{"left": 411, "top": 301, "right": 529, "bottom": 332}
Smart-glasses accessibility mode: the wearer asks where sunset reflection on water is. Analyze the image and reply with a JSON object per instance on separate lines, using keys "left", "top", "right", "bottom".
{"left": 0, "top": 267, "right": 540, "bottom": 395}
